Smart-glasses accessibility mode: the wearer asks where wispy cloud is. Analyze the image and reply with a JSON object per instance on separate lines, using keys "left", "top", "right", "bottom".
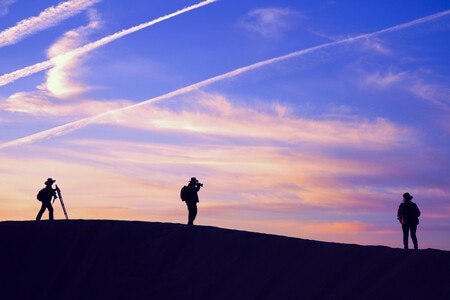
{"left": 0, "top": 0, "right": 217, "bottom": 87}
{"left": 410, "top": 81, "right": 450, "bottom": 111}
{"left": 362, "top": 38, "right": 390, "bottom": 54}
{"left": 0, "top": 0, "right": 100, "bottom": 48}
{"left": 97, "top": 92, "right": 413, "bottom": 150}
{"left": 0, "top": 0, "right": 16, "bottom": 17}
{"left": 40, "top": 8, "right": 102, "bottom": 98}
{"left": 238, "top": 7, "right": 301, "bottom": 37}
{"left": 357, "top": 67, "right": 450, "bottom": 112}
{"left": 362, "top": 71, "right": 406, "bottom": 88}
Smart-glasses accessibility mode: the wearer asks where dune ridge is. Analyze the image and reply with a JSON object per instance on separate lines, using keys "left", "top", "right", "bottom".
{"left": 0, "top": 220, "right": 449, "bottom": 299}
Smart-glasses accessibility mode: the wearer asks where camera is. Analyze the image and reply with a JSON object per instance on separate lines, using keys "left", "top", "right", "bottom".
{"left": 197, "top": 183, "right": 203, "bottom": 187}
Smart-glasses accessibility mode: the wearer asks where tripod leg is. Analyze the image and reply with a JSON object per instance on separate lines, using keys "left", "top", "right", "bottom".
{"left": 55, "top": 185, "right": 69, "bottom": 220}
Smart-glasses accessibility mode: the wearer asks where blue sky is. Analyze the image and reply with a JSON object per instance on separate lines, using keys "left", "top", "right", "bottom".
{"left": 1, "top": 0, "right": 449, "bottom": 250}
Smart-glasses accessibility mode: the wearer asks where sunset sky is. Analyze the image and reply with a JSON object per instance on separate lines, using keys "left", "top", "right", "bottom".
{"left": 1, "top": 0, "right": 449, "bottom": 250}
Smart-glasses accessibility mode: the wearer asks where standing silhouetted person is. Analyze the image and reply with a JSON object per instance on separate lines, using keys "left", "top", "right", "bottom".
{"left": 180, "top": 177, "right": 203, "bottom": 225}
{"left": 36, "top": 178, "right": 57, "bottom": 221}
{"left": 397, "top": 192, "right": 421, "bottom": 249}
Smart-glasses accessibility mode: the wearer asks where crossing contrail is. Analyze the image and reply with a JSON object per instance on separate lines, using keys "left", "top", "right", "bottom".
{"left": 0, "top": 9, "right": 449, "bottom": 150}
{"left": 0, "top": 0, "right": 217, "bottom": 86}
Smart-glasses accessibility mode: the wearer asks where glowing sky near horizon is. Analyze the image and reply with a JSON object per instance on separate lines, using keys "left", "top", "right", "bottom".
{"left": 1, "top": 0, "right": 449, "bottom": 250}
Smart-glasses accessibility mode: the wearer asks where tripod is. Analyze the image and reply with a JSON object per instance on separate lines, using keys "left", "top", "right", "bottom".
{"left": 55, "top": 185, "right": 69, "bottom": 220}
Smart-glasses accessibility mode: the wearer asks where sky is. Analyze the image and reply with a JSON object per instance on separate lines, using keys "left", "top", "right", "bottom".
{"left": 1, "top": 0, "right": 449, "bottom": 250}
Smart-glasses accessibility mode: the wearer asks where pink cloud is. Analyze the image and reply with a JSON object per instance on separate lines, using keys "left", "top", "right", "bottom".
{"left": 96, "top": 92, "right": 415, "bottom": 150}
{"left": 1, "top": 91, "right": 133, "bottom": 117}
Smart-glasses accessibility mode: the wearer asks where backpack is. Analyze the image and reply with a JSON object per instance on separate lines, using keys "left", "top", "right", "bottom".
{"left": 180, "top": 186, "right": 188, "bottom": 202}
{"left": 37, "top": 189, "right": 45, "bottom": 202}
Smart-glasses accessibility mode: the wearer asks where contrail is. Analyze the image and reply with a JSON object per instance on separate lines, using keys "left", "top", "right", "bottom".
{"left": 0, "top": 0, "right": 217, "bottom": 86}
{"left": 0, "top": 9, "right": 449, "bottom": 150}
{"left": 0, "top": 0, "right": 100, "bottom": 48}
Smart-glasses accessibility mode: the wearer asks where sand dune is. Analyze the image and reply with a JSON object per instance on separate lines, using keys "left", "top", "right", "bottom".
{"left": 0, "top": 220, "right": 449, "bottom": 299}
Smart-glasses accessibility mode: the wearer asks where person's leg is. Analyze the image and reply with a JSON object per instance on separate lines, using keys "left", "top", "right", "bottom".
{"left": 187, "top": 202, "right": 197, "bottom": 225}
{"left": 186, "top": 202, "right": 192, "bottom": 225}
{"left": 410, "top": 224, "right": 418, "bottom": 249}
{"left": 36, "top": 202, "right": 46, "bottom": 220}
{"left": 191, "top": 203, "right": 197, "bottom": 224}
{"left": 402, "top": 224, "right": 409, "bottom": 249}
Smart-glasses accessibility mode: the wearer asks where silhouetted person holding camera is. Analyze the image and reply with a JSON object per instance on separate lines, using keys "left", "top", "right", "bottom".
{"left": 397, "top": 192, "right": 421, "bottom": 249}
{"left": 36, "top": 178, "right": 57, "bottom": 221}
{"left": 180, "top": 177, "right": 203, "bottom": 225}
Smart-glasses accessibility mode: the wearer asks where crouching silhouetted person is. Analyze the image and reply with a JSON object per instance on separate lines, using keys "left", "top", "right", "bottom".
{"left": 36, "top": 178, "right": 57, "bottom": 221}
{"left": 397, "top": 192, "right": 421, "bottom": 249}
{"left": 180, "top": 177, "right": 203, "bottom": 225}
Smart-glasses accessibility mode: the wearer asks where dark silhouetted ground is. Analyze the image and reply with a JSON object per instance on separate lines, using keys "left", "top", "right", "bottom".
{"left": 0, "top": 220, "right": 449, "bottom": 299}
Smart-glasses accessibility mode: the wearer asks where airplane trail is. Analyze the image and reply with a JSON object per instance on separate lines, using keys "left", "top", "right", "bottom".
{"left": 0, "top": 0, "right": 100, "bottom": 48}
{"left": 0, "top": 9, "right": 449, "bottom": 150}
{"left": 0, "top": 0, "right": 217, "bottom": 86}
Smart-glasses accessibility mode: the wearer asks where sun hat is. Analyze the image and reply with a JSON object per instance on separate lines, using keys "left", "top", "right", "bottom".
{"left": 45, "top": 178, "right": 56, "bottom": 185}
{"left": 403, "top": 192, "right": 413, "bottom": 200}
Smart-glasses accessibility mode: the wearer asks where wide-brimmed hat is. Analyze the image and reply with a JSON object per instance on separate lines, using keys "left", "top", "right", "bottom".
{"left": 189, "top": 177, "right": 198, "bottom": 183}
{"left": 403, "top": 192, "right": 413, "bottom": 200}
{"left": 45, "top": 178, "right": 56, "bottom": 185}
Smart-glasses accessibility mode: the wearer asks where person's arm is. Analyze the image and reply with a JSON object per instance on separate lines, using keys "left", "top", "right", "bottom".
{"left": 397, "top": 204, "right": 403, "bottom": 223}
